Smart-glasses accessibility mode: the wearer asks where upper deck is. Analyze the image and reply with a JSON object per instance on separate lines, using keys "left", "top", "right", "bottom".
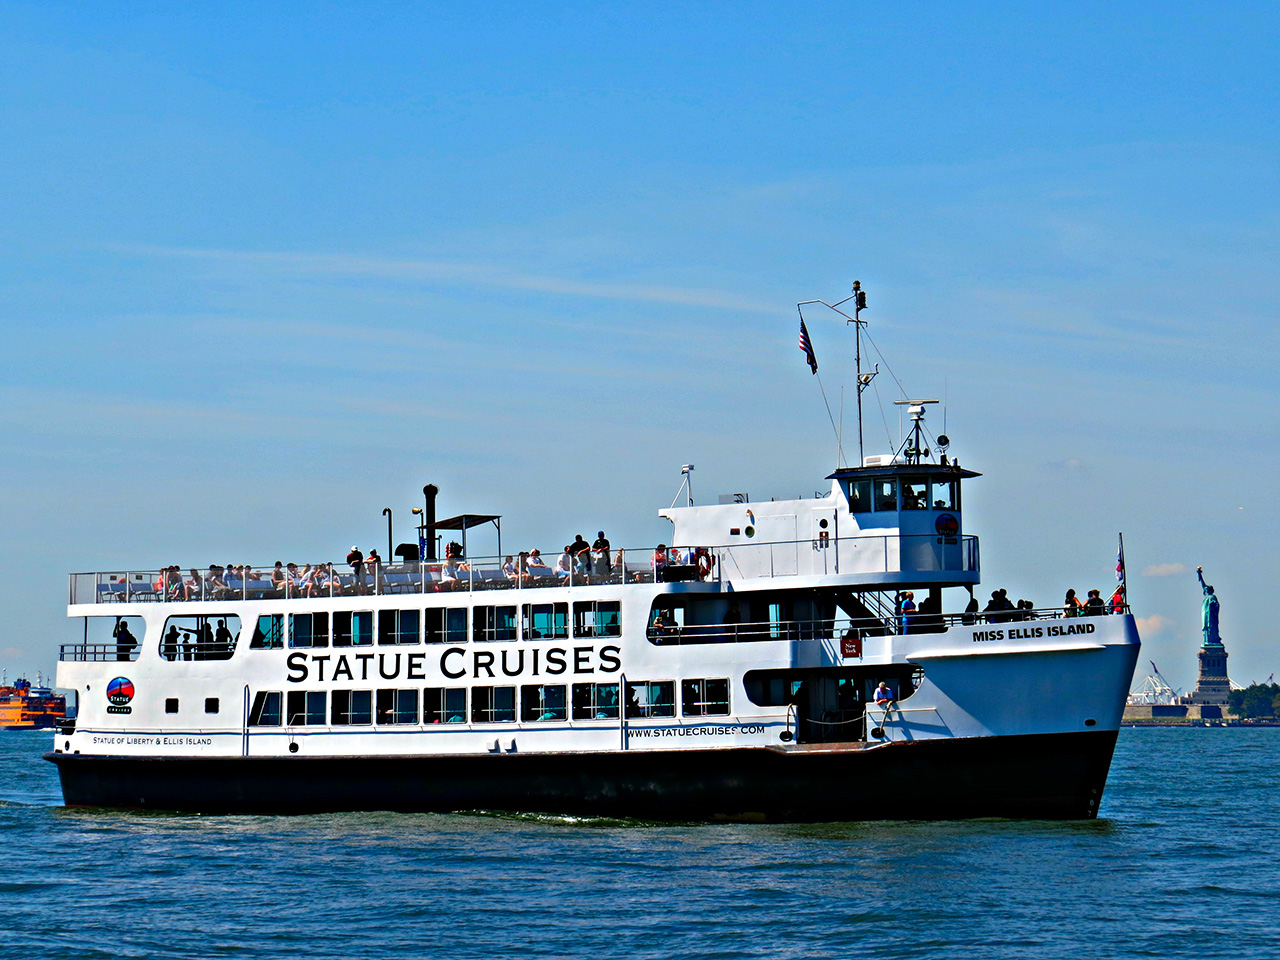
{"left": 68, "top": 530, "right": 978, "bottom": 609}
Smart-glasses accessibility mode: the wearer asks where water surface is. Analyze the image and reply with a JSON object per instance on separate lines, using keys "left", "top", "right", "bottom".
{"left": 2, "top": 728, "right": 1276, "bottom": 959}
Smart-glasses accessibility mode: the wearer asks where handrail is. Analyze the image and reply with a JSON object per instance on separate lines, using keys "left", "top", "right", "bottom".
{"left": 67, "top": 533, "right": 981, "bottom": 605}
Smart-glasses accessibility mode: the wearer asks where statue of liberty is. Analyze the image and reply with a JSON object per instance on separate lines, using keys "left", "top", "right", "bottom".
{"left": 1196, "top": 566, "right": 1221, "bottom": 646}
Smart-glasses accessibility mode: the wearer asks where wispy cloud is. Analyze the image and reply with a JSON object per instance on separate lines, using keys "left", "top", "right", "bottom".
{"left": 1135, "top": 614, "right": 1171, "bottom": 636}
{"left": 1143, "top": 562, "right": 1188, "bottom": 577}
{"left": 116, "top": 245, "right": 776, "bottom": 315}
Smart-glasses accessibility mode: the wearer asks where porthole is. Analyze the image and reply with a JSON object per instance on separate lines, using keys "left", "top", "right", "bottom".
{"left": 1084, "top": 718, "right": 1097, "bottom": 727}
{"left": 745, "top": 526, "right": 755, "bottom": 538}
{"left": 819, "top": 519, "right": 829, "bottom": 529}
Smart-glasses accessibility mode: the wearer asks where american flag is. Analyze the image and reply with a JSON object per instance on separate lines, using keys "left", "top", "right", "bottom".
{"left": 798, "top": 319, "right": 818, "bottom": 374}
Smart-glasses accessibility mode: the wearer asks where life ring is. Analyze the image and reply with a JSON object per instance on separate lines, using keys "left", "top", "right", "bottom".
{"left": 695, "top": 550, "right": 714, "bottom": 580}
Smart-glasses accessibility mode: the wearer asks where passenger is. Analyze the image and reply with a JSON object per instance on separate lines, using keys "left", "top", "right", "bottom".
{"left": 1110, "top": 585, "right": 1125, "bottom": 614}
{"left": 899, "top": 590, "right": 916, "bottom": 633}
{"left": 614, "top": 547, "right": 626, "bottom": 580}
{"left": 554, "top": 546, "right": 573, "bottom": 584}
{"left": 652, "top": 609, "right": 679, "bottom": 641}
{"left": 347, "top": 546, "right": 365, "bottom": 595}
{"left": 165, "top": 566, "right": 185, "bottom": 601}
{"left": 526, "top": 549, "right": 552, "bottom": 577}
{"left": 667, "top": 546, "right": 685, "bottom": 565}
{"left": 570, "top": 535, "right": 592, "bottom": 579}
{"left": 285, "top": 562, "right": 300, "bottom": 596}
{"left": 366, "top": 549, "right": 382, "bottom": 594}
{"left": 502, "top": 555, "right": 518, "bottom": 580}
{"left": 161, "top": 625, "right": 181, "bottom": 661}
{"left": 296, "top": 563, "right": 314, "bottom": 596}
{"left": 214, "top": 618, "right": 234, "bottom": 656}
{"left": 312, "top": 563, "right": 331, "bottom": 597}
{"left": 983, "top": 590, "right": 1003, "bottom": 623}
{"left": 185, "top": 568, "right": 202, "bottom": 601}
{"left": 962, "top": 586, "right": 979, "bottom": 626}
{"left": 1084, "top": 589, "right": 1106, "bottom": 616}
{"left": 1064, "top": 589, "right": 1084, "bottom": 618}
{"left": 652, "top": 544, "right": 669, "bottom": 581}
{"left": 112, "top": 619, "right": 137, "bottom": 661}
{"left": 441, "top": 558, "right": 463, "bottom": 591}
{"left": 874, "top": 682, "right": 893, "bottom": 706}
{"left": 199, "top": 621, "right": 214, "bottom": 661}
{"left": 207, "top": 565, "right": 228, "bottom": 600}
{"left": 271, "top": 561, "right": 286, "bottom": 598}
{"left": 592, "top": 531, "right": 612, "bottom": 577}
{"left": 918, "top": 592, "right": 943, "bottom": 633}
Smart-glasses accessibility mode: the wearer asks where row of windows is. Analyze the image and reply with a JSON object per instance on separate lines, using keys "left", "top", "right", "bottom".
{"left": 247, "top": 678, "right": 730, "bottom": 727}
{"left": 250, "top": 601, "right": 622, "bottom": 650}
{"left": 847, "top": 477, "right": 960, "bottom": 514}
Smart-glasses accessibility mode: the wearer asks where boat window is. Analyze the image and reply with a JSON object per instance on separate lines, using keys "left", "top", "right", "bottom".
{"left": 425, "top": 607, "right": 467, "bottom": 644}
{"left": 901, "top": 478, "right": 928, "bottom": 510}
{"left": 572, "top": 682, "right": 619, "bottom": 720}
{"left": 522, "top": 602, "right": 568, "bottom": 640}
{"left": 333, "top": 611, "right": 373, "bottom": 647}
{"left": 165, "top": 698, "right": 179, "bottom": 714}
{"left": 681, "top": 678, "right": 730, "bottom": 717}
{"left": 573, "top": 600, "right": 621, "bottom": 638}
{"left": 873, "top": 479, "right": 898, "bottom": 511}
{"left": 89, "top": 615, "right": 145, "bottom": 662}
{"left": 289, "top": 612, "right": 329, "bottom": 649}
{"left": 474, "top": 605, "right": 517, "bottom": 642}
{"left": 250, "top": 615, "right": 284, "bottom": 650}
{"left": 625, "top": 680, "right": 676, "bottom": 718}
{"left": 521, "top": 684, "right": 567, "bottom": 721}
{"left": 743, "top": 672, "right": 804, "bottom": 707}
{"left": 423, "top": 687, "right": 467, "bottom": 724}
{"left": 472, "top": 686, "right": 516, "bottom": 723}
{"left": 248, "top": 691, "right": 282, "bottom": 726}
{"left": 160, "top": 614, "right": 240, "bottom": 660}
{"left": 932, "top": 479, "right": 959, "bottom": 511}
{"left": 847, "top": 479, "right": 873, "bottom": 513}
{"left": 376, "top": 688, "right": 419, "bottom": 724}
{"left": 205, "top": 697, "right": 219, "bottom": 714}
{"left": 378, "top": 609, "right": 421, "bottom": 645}
{"left": 287, "top": 690, "right": 327, "bottom": 726}
{"left": 331, "top": 690, "right": 373, "bottom": 725}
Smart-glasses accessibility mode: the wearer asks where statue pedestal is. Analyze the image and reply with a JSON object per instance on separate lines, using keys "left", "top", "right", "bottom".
{"left": 1183, "top": 642, "right": 1231, "bottom": 706}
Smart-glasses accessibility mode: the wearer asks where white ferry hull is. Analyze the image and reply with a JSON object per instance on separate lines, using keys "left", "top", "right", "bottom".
{"left": 47, "top": 729, "right": 1118, "bottom": 821}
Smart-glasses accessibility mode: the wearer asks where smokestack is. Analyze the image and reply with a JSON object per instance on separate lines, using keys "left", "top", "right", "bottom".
{"left": 423, "top": 484, "right": 438, "bottom": 560}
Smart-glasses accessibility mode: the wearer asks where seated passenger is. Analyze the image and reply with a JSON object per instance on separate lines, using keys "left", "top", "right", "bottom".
{"left": 271, "top": 562, "right": 286, "bottom": 597}
{"left": 526, "top": 549, "right": 552, "bottom": 576}
{"left": 555, "top": 547, "right": 573, "bottom": 582}
{"left": 185, "top": 568, "right": 202, "bottom": 600}
{"left": 502, "top": 555, "right": 518, "bottom": 580}
{"left": 207, "top": 565, "right": 228, "bottom": 600}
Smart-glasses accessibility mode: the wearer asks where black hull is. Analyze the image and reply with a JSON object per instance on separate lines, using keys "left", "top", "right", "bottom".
{"left": 46, "top": 730, "right": 1118, "bottom": 822}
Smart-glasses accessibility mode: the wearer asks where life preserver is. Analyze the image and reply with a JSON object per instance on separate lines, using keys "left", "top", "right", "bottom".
{"left": 695, "top": 549, "right": 714, "bottom": 580}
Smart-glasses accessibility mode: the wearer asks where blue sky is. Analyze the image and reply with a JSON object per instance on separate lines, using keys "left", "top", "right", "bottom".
{"left": 1, "top": 2, "right": 1276, "bottom": 692}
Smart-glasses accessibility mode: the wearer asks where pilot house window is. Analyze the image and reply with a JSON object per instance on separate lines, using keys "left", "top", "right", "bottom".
{"left": 901, "top": 478, "right": 928, "bottom": 510}
{"left": 848, "top": 479, "right": 873, "bottom": 513}
{"left": 873, "top": 480, "right": 898, "bottom": 512}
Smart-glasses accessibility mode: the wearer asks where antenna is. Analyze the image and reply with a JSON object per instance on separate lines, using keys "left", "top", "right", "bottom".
{"left": 893, "top": 398, "right": 939, "bottom": 464}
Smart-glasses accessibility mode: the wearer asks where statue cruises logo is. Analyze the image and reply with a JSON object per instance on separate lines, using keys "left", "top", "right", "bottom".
{"left": 106, "top": 677, "right": 134, "bottom": 715}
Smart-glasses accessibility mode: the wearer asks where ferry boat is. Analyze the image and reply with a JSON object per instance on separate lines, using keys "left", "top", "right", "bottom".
{"left": 46, "top": 291, "right": 1141, "bottom": 820}
{"left": 2, "top": 674, "right": 67, "bottom": 730}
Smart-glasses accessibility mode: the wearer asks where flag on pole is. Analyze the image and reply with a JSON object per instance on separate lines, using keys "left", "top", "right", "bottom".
{"left": 798, "top": 319, "right": 818, "bottom": 374}
{"left": 1113, "top": 533, "right": 1127, "bottom": 613}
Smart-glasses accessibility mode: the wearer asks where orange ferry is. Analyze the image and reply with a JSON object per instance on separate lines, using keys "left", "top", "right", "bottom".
{"left": 0, "top": 676, "right": 67, "bottom": 730}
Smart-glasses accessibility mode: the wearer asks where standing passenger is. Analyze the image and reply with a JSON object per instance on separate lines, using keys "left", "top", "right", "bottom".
{"left": 347, "top": 546, "right": 365, "bottom": 595}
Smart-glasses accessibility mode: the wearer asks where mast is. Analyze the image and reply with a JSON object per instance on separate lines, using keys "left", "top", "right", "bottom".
{"left": 796, "top": 281, "right": 874, "bottom": 465}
